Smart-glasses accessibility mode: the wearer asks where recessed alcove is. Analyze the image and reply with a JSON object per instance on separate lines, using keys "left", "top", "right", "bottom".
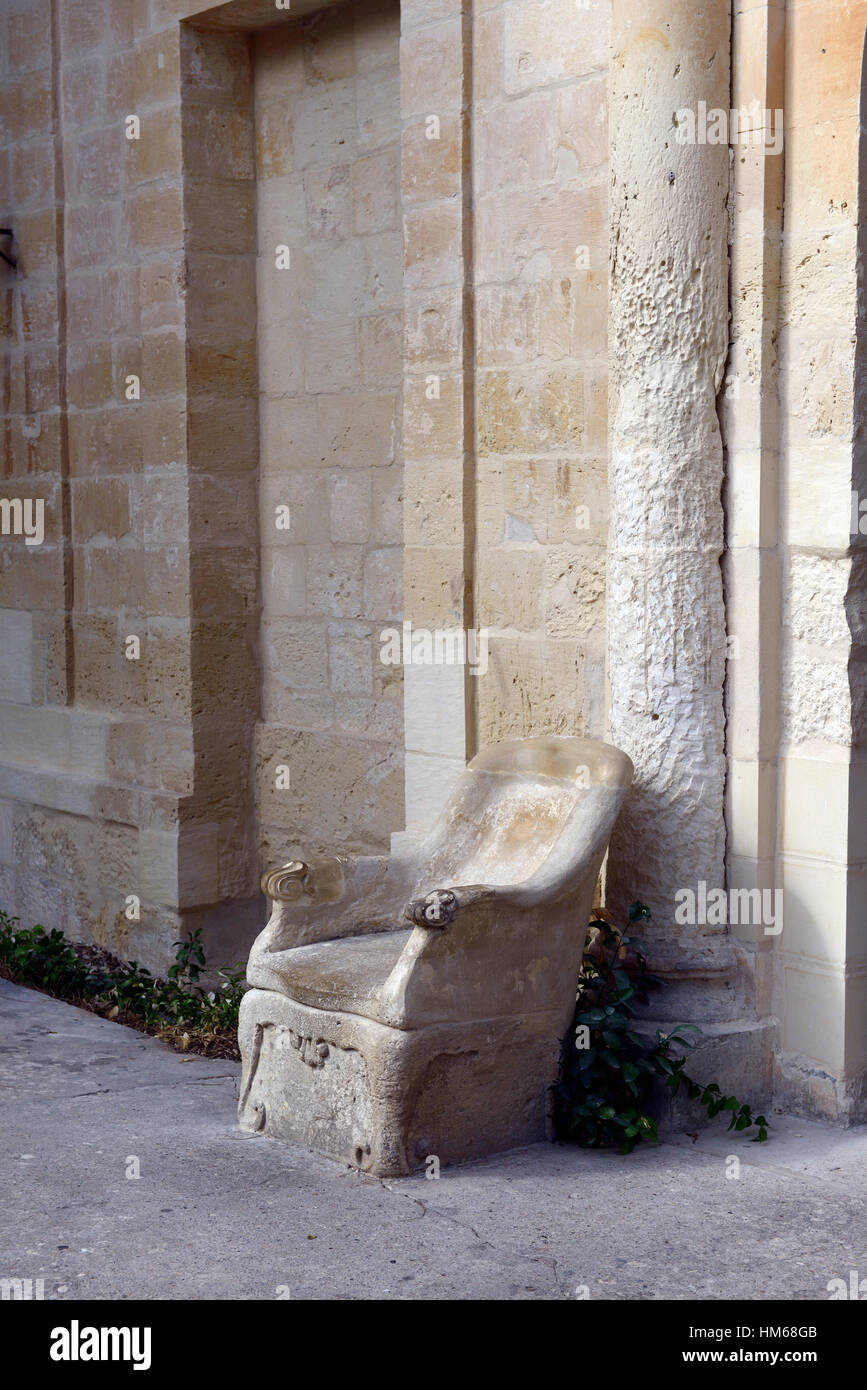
{"left": 253, "top": 0, "right": 405, "bottom": 867}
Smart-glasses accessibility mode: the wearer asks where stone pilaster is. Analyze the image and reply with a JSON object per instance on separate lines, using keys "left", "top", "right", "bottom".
{"left": 607, "top": 1, "right": 745, "bottom": 1022}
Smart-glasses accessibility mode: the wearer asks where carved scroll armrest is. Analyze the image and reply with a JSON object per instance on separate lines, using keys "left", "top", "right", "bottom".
{"left": 261, "top": 857, "right": 346, "bottom": 905}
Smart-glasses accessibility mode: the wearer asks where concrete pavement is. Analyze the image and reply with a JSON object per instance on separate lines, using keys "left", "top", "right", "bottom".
{"left": 1, "top": 978, "right": 864, "bottom": 1301}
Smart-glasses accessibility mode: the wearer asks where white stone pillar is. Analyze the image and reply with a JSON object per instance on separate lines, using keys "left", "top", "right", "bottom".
{"left": 607, "top": 1, "right": 738, "bottom": 1019}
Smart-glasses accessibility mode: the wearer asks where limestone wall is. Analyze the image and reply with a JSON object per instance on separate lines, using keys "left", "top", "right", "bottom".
{"left": 772, "top": 0, "right": 866, "bottom": 1119}
{"left": 473, "top": 0, "right": 610, "bottom": 748}
{"left": 252, "top": 1, "right": 405, "bottom": 869}
{"left": 400, "top": 0, "right": 611, "bottom": 840}
{"left": 0, "top": 0, "right": 862, "bottom": 1122}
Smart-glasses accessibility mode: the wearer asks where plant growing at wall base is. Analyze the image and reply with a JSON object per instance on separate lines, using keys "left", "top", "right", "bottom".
{"left": 553, "top": 902, "right": 769, "bottom": 1154}
{"left": 0, "top": 910, "right": 245, "bottom": 1057}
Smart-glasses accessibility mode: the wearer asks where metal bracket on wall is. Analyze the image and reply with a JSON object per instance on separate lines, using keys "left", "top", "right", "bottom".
{"left": 0, "top": 230, "right": 17, "bottom": 269}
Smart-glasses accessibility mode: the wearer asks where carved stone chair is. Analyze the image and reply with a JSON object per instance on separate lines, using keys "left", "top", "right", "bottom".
{"left": 238, "top": 735, "right": 633, "bottom": 1175}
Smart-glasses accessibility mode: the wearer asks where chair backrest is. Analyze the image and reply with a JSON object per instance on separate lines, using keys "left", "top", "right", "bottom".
{"left": 413, "top": 736, "right": 633, "bottom": 899}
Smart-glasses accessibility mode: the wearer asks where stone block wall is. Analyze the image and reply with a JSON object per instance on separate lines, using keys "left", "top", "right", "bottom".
{"left": 0, "top": 0, "right": 863, "bottom": 1122}
{"left": 400, "top": 0, "right": 611, "bottom": 838}
{"left": 473, "top": 0, "right": 609, "bottom": 749}
{"left": 773, "top": 0, "right": 867, "bottom": 1119}
{"left": 252, "top": 0, "right": 406, "bottom": 869}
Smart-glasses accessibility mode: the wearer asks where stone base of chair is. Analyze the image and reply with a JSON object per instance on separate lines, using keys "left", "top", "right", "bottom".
{"left": 238, "top": 988, "right": 564, "bottom": 1176}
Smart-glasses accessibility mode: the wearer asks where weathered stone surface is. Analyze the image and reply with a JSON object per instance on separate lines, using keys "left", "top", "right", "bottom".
{"left": 606, "top": 0, "right": 729, "bottom": 945}
{"left": 240, "top": 736, "right": 632, "bottom": 1174}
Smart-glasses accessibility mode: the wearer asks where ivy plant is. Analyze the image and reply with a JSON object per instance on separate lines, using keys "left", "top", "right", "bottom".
{"left": 554, "top": 902, "right": 769, "bottom": 1154}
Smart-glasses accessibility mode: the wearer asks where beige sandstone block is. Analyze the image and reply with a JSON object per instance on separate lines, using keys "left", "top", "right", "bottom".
{"left": 472, "top": 7, "right": 505, "bottom": 103}
{"left": 544, "top": 545, "right": 606, "bottom": 639}
{"left": 303, "top": 6, "right": 356, "bottom": 86}
{"left": 265, "top": 620, "right": 329, "bottom": 692}
{"left": 294, "top": 79, "right": 357, "bottom": 170}
{"left": 306, "top": 545, "right": 364, "bottom": 618}
{"left": 476, "top": 182, "right": 606, "bottom": 284}
{"left": 401, "top": 115, "right": 462, "bottom": 205}
{"left": 254, "top": 21, "right": 305, "bottom": 106}
{"left": 80, "top": 547, "right": 145, "bottom": 614}
{"left": 786, "top": 0, "right": 864, "bottom": 129}
{"left": 257, "top": 322, "right": 304, "bottom": 397}
{"left": 6, "top": 2, "right": 52, "bottom": 72}
{"left": 504, "top": 0, "right": 608, "bottom": 95}
{"left": 187, "top": 398, "right": 258, "bottom": 475}
{"left": 136, "top": 183, "right": 184, "bottom": 251}
{"left": 187, "top": 339, "right": 257, "bottom": 400}
{"left": 359, "top": 312, "right": 402, "bottom": 387}
{"left": 364, "top": 547, "right": 402, "bottom": 621}
{"left": 400, "top": 17, "right": 463, "bottom": 118}
{"left": 12, "top": 141, "right": 54, "bottom": 210}
{"left": 475, "top": 284, "right": 539, "bottom": 368}
{"left": 357, "top": 66, "right": 400, "bottom": 151}
{"left": 404, "top": 203, "right": 462, "bottom": 291}
{"left": 361, "top": 230, "right": 403, "bottom": 314}
{"left": 404, "top": 544, "right": 466, "bottom": 627}
{"left": 134, "top": 30, "right": 182, "bottom": 106}
{"left": 139, "top": 256, "right": 184, "bottom": 331}
{"left": 72, "top": 479, "right": 130, "bottom": 542}
{"left": 316, "top": 392, "right": 397, "bottom": 469}
{"left": 476, "top": 546, "right": 545, "bottom": 631}
{"left": 132, "top": 106, "right": 183, "bottom": 185}
{"left": 2, "top": 72, "right": 51, "bottom": 143}
{"left": 186, "top": 180, "right": 255, "bottom": 255}
{"left": 476, "top": 636, "right": 590, "bottom": 743}
{"left": 328, "top": 627, "right": 374, "bottom": 696}
{"left": 403, "top": 374, "right": 463, "bottom": 458}
{"left": 13, "top": 207, "right": 57, "bottom": 276}
{"left": 140, "top": 330, "right": 186, "bottom": 398}
{"left": 304, "top": 319, "right": 358, "bottom": 393}
{"left": 556, "top": 76, "right": 607, "bottom": 177}
{"left": 478, "top": 368, "right": 585, "bottom": 454}
{"left": 180, "top": 27, "right": 251, "bottom": 107}
{"left": 183, "top": 104, "right": 254, "bottom": 181}
{"left": 404, "top": 288, "right": 463, "bottom": 368}
{"left": 68, "top": 125, "right": 124, "bottom": 202}
{"left": 504, "top": 457, "right": 607, "bottom": 545}
{"left": 330, "top": 471, "right": 372, "bottom": 544}
{"left": 261, "top": 547, "right": 307, "bottom": 619}
{"left": 259, "top": 470, "right": 329, "bottom": 543}
{"left": 304, "top": 164, "right": 352, "bottom": 239}
{"left": 353, "top": 150, "right": 399, "bottom": 235}
{"left": 0, "top": 610, "right": 33, "bottom": 705}
{"left": 403, "top": 459, "right": 464, "bottom": 546}
{"left": 371, "top": 465, "right": 404, "bottom": 545}
{"left": 67, "top": 341, "right": 112, "bottom": 410}
{"left": 478, "top": 92, "right": 557, "bottom": 194}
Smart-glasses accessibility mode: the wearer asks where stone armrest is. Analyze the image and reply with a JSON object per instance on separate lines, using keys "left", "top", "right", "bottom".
{"left": 254, "top": 853, "right": 413, "bottom": 954}
{"left": 403, "top": 875, "right": 564, "bottom": 929}
{"left": 261, "top": 857, "right": 348, "bottom": 905}
{"left": 404, "top": 884, "right": 497, "bottom": 928}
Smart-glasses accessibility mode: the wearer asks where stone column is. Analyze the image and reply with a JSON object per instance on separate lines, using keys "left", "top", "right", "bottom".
{"left": 607, "top": 2, "right": 742, "bottom": 1021}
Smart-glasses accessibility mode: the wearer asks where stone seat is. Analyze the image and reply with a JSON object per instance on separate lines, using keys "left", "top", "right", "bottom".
{"left": 259, "top": 929, "right": 413, "bottom": 1024}
{"left": 238, "top": 735, "right": 633, "bottom": 1175}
